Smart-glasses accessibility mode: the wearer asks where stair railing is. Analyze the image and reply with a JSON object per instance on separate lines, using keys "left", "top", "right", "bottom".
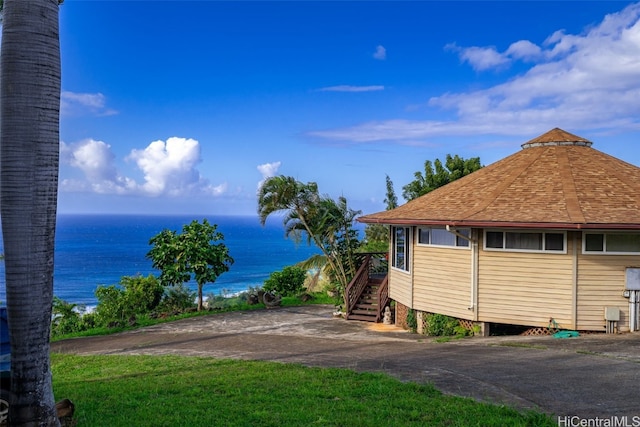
{"left": 345, "top": 254, "right": 371, "bottom": 318}
{"left": 375, "top": 274, "right": 389, "bottom": 322}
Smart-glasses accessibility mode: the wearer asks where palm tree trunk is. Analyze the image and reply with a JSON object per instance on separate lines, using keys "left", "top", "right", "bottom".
{"left": 0, "top": 0, "right": 61, "bottom": 425}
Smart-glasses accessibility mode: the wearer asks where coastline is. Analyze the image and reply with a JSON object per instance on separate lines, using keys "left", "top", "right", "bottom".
{"left": 0, "top": 214, "right": 320, "bottom": 306}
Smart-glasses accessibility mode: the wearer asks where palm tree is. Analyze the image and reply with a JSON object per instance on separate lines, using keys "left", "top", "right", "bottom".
{"left": 257, "top": 176, "right": 362, "bottom": 308}
{"left": 310, "top": 196, "right": 361, "bottom": 287}
{"left": 0, "top": 0, "right": 62, "bottom": 425}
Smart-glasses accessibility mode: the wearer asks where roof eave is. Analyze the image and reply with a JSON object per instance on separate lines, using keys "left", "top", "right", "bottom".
{"left": 357, "top": 217, "right": 640, "bottom": 230}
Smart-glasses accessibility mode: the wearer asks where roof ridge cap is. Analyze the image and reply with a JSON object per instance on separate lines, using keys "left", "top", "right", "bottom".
{"left": 522, "top": 128, "right": 592, "bottom": 149}
{"left": 557, "top": 148, "right": 585, "bottom": 223}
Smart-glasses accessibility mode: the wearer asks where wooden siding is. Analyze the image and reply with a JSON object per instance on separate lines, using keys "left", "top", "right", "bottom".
{"left": 576, "top": 253, "right": 637, "bottom": 331}
{"left": 389, "top": 268, "right": 412, "bottom": 307}
{"left": 412, "top": 245, "right": 473, "bottom": 320}
{"left": 477, "top": 236, "right": 574, "bottom": 328}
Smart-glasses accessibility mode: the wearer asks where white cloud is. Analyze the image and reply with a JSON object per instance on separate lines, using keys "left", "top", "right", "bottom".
{"left": 446, "top": 43, "right": 510, "bottom": 71}
{"left": 446, "top": 39, "right": 543, "bottom": 71}
{"left": 61, "top": 137, "right": 227, "bottom": 197}
{"left": 61, "top": 91, "right": 118, "bottom": 117}
{"left": 256, "top": 161, "right": 281, "bottom": 190}
{"left": 318, "top": 85, "right": 384, "bottom": 92}
{"left": 257, "top": 161, "right": 281, "bottom": 179}
{"left": 505, "top": 40, "right": 543, "bottom": 62}
{"left": 309, "top": 120, "right": 436, "bottom": 143}
{"left": 60, "top": 139, "right": 136, "bottom": 194}
{"left": 128, "top": 137, "right": 226, "bottom": 196}
{"left": 373, "top": 45, "right": 386, "bottom": 60}
{"left": 309, "top": 2, "right": 640, "bottom": 143}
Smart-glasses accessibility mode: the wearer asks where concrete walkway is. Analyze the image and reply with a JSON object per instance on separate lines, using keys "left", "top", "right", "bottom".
{"left": 51, "top": 305, "right": 640, "bottom": 420}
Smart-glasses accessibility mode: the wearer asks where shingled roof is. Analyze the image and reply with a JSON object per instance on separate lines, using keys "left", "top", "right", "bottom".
{"left": 359, "top": 128, "right": 640, "bottom": 229}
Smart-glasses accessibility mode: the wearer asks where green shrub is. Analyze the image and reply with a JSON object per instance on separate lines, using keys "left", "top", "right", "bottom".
{"left": 157, "top": 283, "right": 197, "bottom": 313}
{"left": 94, "top": 285, "right": 128, "bottom": 327}
{"left": 204, "top": 292, "right": 237, "bottom": 310}
{"left": 120, "top": 274, "right": 164, "bottom": 312}
{"left": 425, "top": 313, "right": 464, "bottom": 337}
{"left": 51, "top": 297, "right": 85, "bottom": 336}
{"left": 263, "top": 266, "right": 307, "bottom": 297}
{"left": 453, "top": 324, "right": 475, "bottom": 337}
{"left": 94, "top": 275, "right": 164, "bottom": 327}
{"left": 80, "top": 311, "right": 97, "bottom": 330}
{"left": 406, "top": 309, "right": 417, "bottom": 333}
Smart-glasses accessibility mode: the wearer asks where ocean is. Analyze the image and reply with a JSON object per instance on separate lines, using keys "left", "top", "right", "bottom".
{"left": 0, "top": 214, "right": 320, "bottom": 307}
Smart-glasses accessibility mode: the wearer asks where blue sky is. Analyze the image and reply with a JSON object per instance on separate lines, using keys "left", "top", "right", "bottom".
{"left": 55, "top": 1, "right": 640, "bottom": 216}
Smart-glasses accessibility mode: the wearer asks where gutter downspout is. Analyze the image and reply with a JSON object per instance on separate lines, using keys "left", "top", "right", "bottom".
{"left": 471, "top": 230, "right": 479, "bottom": 320}
{"left": 446, "top": 225, "right": 478, "bottom": 319}
{"left": 572, "top": 232, "right": 578, "bottom": 330}
{"left": 410, "top": 226, "right": 415, "bottom": 310}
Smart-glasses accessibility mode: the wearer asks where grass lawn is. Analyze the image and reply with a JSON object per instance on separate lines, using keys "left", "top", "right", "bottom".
{"left": 52, "top": 354, "right": 555, "bottom": 427}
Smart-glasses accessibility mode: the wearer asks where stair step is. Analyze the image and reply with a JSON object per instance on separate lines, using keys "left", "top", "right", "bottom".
{"left": 347, "top": 271, "right": 387, "bottom": 323}
{"left": 352, "top": 308, "right": 377, "bottom": 315}
{"left": 347, "top": 314, "right": 377, "bottom": 322}
{"left": 358, "top": 301, "right": 378, "bottom": 307}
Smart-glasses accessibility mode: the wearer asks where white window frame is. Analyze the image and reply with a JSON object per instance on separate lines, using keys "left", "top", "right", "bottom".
{"left": 583, "top": 231, "right": 640, "bottom": 255}
{"left": 391, "top": 226, "right": 411, "bottom": 272}
{"left": 417, "top": 227, "right": 470, "bottom": 249}
{"left": 483, "top": 229, "right": 567, "bottom": 254}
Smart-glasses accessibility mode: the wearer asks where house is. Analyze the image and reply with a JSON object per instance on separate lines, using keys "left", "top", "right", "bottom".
{"left": 357, "top": 128, "right": 640, "bottom": 334}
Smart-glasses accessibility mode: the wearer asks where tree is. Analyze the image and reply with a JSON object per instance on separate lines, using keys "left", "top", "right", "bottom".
{"left": 257, "top": 176, "right": 362, "bottom": 308}
{"left": 402, "top": 154, "right": 482, "bottom": 201}
{"left": 0, "top": 0, "right": 62, "bottom": 424}
{"left": 384, "top": 174, "right": 398, "bottom": 210}
{"left": 361, "top": 175, "right": 398, "bottom": 253}
{"left": 147, "top": 219, "right": 234, "bottom": 311}
{"left": 311, "top": 196, "right": 362, "bottom": 289}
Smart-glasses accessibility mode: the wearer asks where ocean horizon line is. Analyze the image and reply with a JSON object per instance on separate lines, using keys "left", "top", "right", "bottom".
{"left": 0, "top": 214, "right": 321, "bottom": 306}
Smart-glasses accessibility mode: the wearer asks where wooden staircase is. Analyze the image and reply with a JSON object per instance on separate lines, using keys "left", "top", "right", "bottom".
{"left": 347, "top": 276, "right": 386, "bottom": 322}
{"left": 345, "top": 253, "right": 389, "bottom": 323}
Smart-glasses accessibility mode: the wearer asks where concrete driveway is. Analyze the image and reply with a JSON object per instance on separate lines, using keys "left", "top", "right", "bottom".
{"left": 51, "top": 305, "right": 640, "bottom": 421}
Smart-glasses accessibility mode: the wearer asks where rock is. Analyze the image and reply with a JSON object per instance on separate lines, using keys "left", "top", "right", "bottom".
{"left": 262, "top": 292, "right": 281, "bottom": 308}
{"left": 56, "top": 398, "right": 75, "bottom": 426}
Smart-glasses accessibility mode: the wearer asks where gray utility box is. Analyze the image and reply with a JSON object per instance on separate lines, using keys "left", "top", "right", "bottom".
{"left": 604, "top": 307, "right": 620, "bottom": 321}
{"left": 626, "top": 268, "right": 640, "bottom": 290}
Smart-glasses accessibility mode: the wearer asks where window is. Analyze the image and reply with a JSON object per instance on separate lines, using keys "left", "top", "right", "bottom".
{"left": 417, "top": 227, "right": 470, "bottom": 248}
{"left": 584, "top": 232, "right": 640, "bottom": 254}
{"left": 506, "top": 232, "right": 541, "bottom": 250}
{"left": 484, "top": 230, "right": 566, "bottom": 252}
{"left": 392, "top": 226, "right": 411, "bottom": 271}
{"left": 418, "top": 228, "right": 430, "bottom": 245}
{"left": 585, "top": 234, "right": 604, "bottom": 252}
{"left": 545, "top": 233, "right": 565, "bottom": 251}
{"left": 486, "top": 231, "right": 503, "bottom": 249}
